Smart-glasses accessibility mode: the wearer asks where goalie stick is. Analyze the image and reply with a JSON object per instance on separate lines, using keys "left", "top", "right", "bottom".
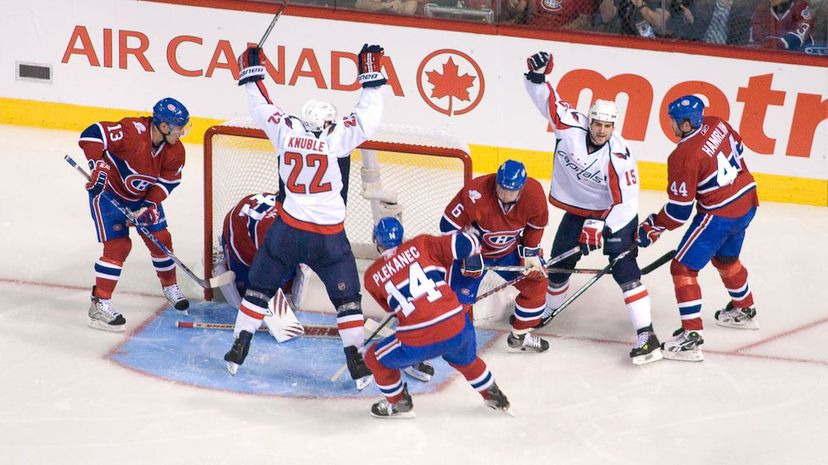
{"left": 543, "top": 247, "right": 676, "bottom": 323}
{"left": 65, "top": 154, "right": 236, "bottom": 290}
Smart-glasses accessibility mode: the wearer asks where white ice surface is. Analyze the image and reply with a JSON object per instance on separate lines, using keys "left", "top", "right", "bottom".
{"left": 0, "top": 125, "right": 827, "bottom": 465}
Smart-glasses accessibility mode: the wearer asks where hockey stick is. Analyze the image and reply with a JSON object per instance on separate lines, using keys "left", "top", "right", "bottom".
{"left": 487, "top": 265, "right": 605, "bottom": 274}
{"left": 257, "top": 0, "right": 288, "bottom": 48}
{"left": 65, "top": 154, "right": 235, "bottom": 290}
{"left": 543, "top": 248, "right": 676, "bottom": 323}
{"left": 175, "top": 317, "right": 394, "bottom": 340}
{"left": 330, "top": 312, "right": 397, "bottom": 384}
{"left": 474, "top": 246, "right": 581, "bottom": 303}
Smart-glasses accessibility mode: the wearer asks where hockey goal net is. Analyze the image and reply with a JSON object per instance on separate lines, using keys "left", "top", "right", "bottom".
{"left": 202, "top": 120, "right": 472, "bottom": 299}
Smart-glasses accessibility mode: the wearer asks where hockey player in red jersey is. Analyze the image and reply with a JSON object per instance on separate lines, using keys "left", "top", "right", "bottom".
{"left": 523, "top": 51, "right": 662, "bottom": 365}
{"left": 78, "top": 97, "right": 191, "bottom": 332}
{"left": 750, "top": 0, "right": 814, "bottom": 51}
{"left": 223, "top": 44, "right": 386, "bottom": 387}
{"left": 363, "top": 217, "right": 512, "bottom": 418}
{"left": 441, "top": 159, "right": 551, "bottom": 353}
{"left": 638, "top": 95, "right": 759, "bottom": 362}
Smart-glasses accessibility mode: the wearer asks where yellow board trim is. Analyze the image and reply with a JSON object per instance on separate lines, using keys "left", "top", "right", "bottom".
{"left": 2, "top": 97, "right": 825, "bottom": 206}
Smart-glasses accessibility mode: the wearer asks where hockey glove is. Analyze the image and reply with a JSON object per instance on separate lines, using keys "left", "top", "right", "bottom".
{"left": 525, "top": 51, "right": 553, "bottom": 84}
{"left": 579, "top": 219, "right": 604, "bottom": 255}
{"left": 461, "top": 254, "right": 484, "bottom": 279}
{"left": 134, "top": 201, "right": 161, "bottom": 225}
{"left": 358, "top": 44, "right": 387, "bottom": 88}
{"left": 85, "top": 160, "right": 110, "bottom": 197}
{"left": 636, "top": 214, "right": 665, "bottom": 248}
{"left": 518, "top": 245, "right": 547, "bottom": 280}
{"left": 238, "top": 47, "right": 267, "bottom": 86}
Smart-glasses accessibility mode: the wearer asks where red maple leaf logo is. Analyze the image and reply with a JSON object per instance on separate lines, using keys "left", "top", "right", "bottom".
{"left": 425, "top": 57, "right": 476, "bottom": 116}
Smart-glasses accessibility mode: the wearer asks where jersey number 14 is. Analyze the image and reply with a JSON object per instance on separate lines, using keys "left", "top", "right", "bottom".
{"left": 384, "top": 263, "right": 443, "bottom": 317}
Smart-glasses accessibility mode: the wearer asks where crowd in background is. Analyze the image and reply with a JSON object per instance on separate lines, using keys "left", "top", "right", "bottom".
{"left": 254, "top": 0, "right": 827, "bottom": 55}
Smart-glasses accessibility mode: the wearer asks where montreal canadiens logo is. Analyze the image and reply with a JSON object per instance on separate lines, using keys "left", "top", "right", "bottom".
{"left": 542, "top": 0, "right": 563, "bottom": 11}
{"left": 417, "top": 49, "right": 485, "bottom": 117}
{"left": 483, "top": 233, "right": 517, "bottom": 253}
{"left": 167, "top": 103, "right": 177, "bottom": 111}
{"left": 125, "top": 174, "right": 156, "bottom": 195}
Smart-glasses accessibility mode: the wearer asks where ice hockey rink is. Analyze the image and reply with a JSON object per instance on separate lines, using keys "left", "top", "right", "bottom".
{"left": 1, "top": 124, "right": 826, "bottom": 465}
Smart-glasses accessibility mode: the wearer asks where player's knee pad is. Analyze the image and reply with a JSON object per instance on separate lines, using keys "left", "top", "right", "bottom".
{"left": 610, "top": 255, "right": 641, "bottom": 286}
{"left": 334, "top": 299, "right": 364, "bottom": 318}
{"left": 364, "top": 344, "right": 380, "bottom": 371}
{"left": 243, "top": 288, "right": 274, "bottom": 308}
{"left": 711, "top": 256, "right": 742, "bottom": 278}
{"left": 670, "top": 259, "right": 699, "bottom": 288}
{"left": 103, "top": 237, "right": 132, "bottom": 262}
{"left": 141, "top": 228, "right": 173, "bottom": 255}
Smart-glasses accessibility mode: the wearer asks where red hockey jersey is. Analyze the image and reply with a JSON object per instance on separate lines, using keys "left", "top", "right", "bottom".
{"left": 222, "top": 193, "right": 280, "bottom": 266}
{"left": 79, "top": 116, "right": 185, "bottom": 206}
{"left": 364, "top": 234, "right": 471, "bottom": 346}
{"left": 750, "top": 0, "right": 814, "bottom": 50}
{"left": 654, "top": 116, "right": 759, "bottom": 230}
{"left": 441, "top": 174, "right": 548, "bottom": 258}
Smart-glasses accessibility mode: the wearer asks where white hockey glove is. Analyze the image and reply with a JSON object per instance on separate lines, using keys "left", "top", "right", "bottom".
{"left": 525, "top": 51, "right": 553, "bottom": 84}
{"left": 579, "top": 219, "right": 605, "bottom": 255}
{"left": 358, "top": 44, "right": 387, "bottom": 88}
{"left": 519, "top": 245, "right": 547, "bottom": 280}
{"left": 238, "top": 47, "right": 267, "bottom": 86}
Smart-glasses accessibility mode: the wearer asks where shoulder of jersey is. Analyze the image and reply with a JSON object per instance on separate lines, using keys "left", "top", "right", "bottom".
{"left": 559, "top": 110, "right": 589, "bottom": 131}
{"left": 609, "top": 132, "right": 634, "bottom": 160}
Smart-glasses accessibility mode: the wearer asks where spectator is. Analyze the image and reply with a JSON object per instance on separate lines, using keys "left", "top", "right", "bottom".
{"left": 665, "top": 0, "right": 700, "bottom": 39}
{"left": 500, "top": 0, "right": 530, "bottom": 23}
{"left": 354, "top": 0, "right": 418, "bottom": 14}
{"left": 693, "top": 0, "right": 754, "bottom": 45}
{"left": 527, "top": 0, "right": 596, "bottom": 30}
{"left": 750, "top": 0, "right": 815, "bottom": 50}
{"left": 594, "top": 0, "right": 669, "bottom": 37}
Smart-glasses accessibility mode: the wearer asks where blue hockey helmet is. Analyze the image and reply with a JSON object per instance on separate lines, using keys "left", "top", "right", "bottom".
{"left": 152, "top": 97, "right": 190, "bottom": 128}
{"left": 667, "top": 95, "right": 705, "bottom": 129}
{"left": 496, "top": 159, "right": 527, "bottom": 191}
{"left": 373, "top": 216, "right": 403, "bottom": 250}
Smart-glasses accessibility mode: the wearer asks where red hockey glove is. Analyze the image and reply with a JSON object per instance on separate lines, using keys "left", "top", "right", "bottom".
{"left": 85, "top": 160, "right": 110, "bottom": 197}
{"left": 358, "top": 44, "right": 387, "bottom": 88}
{"left": 134, "top": 201, "right": 161, "bottom": 225}
{"left": 519, "top": 245, "right": 547, "bottom": 280}
{"left": 461, "top": 254, "right": 484, "bottom": 279}
{"left": 238, "top": 47, "right": 267, "bottom": 86}
{"left": 579, "top": 219, "right": 604, "bottom": 255}
{"left": 636, "top": 214, "right": 665, "bottom": 248}
{"left": 525, "top": 51, "right": 553, "bottom": 84}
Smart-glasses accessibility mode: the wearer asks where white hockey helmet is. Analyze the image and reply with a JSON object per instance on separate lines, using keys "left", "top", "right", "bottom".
{"left": 301, "top": 100, "right": 337, "bottom": 132}
{"left": 589, "top": 99, "right": 618, "bottom": 125}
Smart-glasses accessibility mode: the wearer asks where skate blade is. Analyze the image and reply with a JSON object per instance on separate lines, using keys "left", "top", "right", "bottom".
{"left": 715, "top": 320, "right": 759, "bottom": 330}
{"left": 87, "top": 319, "right": 126, "bottom": 333}
{"left": 355, "top": 375, "right": 374, "bottom": 391}
{"left": 662, "top": 350, "right": 704, "bottom": 362}
{"left": 402, "top": 366, "right": 432, "bottom": 383}
{"left": 370, "top": 410, "right": 416, "bottom": 420}
{"left": 631, "top": 349, "right": 664, "bottom": 365}
{"left": 177, "top": 309, "right": 189, "bottom": 316}
{"left": 226, "top": 361, "right": 239, "bottom": 376}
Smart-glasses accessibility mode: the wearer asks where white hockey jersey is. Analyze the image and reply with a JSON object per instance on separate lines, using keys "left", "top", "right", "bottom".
{"left": 245, "top": 81, "right": 383, "bottom": 234}
{"left": 524, "top": 80, "right": 640, "bottom": 233}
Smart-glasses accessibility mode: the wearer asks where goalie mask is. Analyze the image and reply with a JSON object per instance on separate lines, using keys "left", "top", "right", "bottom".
{"left": 301, "top": 100, "right": 337, "bottom": 133}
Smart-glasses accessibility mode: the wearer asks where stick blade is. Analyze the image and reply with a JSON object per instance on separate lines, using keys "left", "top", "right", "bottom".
{"left": 207, "top": 270, "right": 236, "bottom": 288}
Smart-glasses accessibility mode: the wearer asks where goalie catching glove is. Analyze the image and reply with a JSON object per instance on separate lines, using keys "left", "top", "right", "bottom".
{"left": 518, "top": 245, "right": 546, "bottom": 280}
{"left": 358, "top": 44, "right": 387, "bottom": 88}
{"left": 525, "top": 51, "right": 553, "bottom": 84}
{"left": 238, "top": 46, "right": 267, "bottom": 86}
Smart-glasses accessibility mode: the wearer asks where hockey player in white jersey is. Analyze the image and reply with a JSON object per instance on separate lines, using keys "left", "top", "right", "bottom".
{"left": 523, "top": 51, "right": 662, "bottom": 365}
{"left": 223, "top": 44, "right": 387, "bottom": 386}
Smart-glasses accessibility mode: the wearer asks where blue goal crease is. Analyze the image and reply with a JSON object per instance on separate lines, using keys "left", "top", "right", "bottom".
{"left": 110, "top": 301, "right": 500, "bottom": 399}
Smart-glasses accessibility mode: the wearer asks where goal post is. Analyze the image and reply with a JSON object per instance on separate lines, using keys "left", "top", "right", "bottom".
{"left": 202, "top": 120, "right": 472, "bottom": 300}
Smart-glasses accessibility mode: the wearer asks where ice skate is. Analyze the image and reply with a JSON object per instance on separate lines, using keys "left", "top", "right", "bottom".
{"left": 483, "top": 382, "right": 514, "bottom": 416}
{"left": 344, "top": 346, "right": 374, "bottom": 391}
{"left": 224, "top": 330, "right": 253, "bottom": 375}
{"left": 507, "top": 331, "right": 549, "bottom": 353}
{"left": 661, "top": 328, "right": 704, "bottom": 362}
{"left": 370, "top": 383, "right": 415, "bottom": 419}
{"left": 629, "top": 331, "right": 663, "bottom": 365}
{"left": 715, "top": 302, "right": 758, "bottom": 330}
{"left": 163, "top": 284, "right": 189, "bottom": 314}
{"left": 88, "top": 288, "right": 126, "bottom": 333}
{"left": 403, "top": 361, "right": 435, "bottom": 382}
